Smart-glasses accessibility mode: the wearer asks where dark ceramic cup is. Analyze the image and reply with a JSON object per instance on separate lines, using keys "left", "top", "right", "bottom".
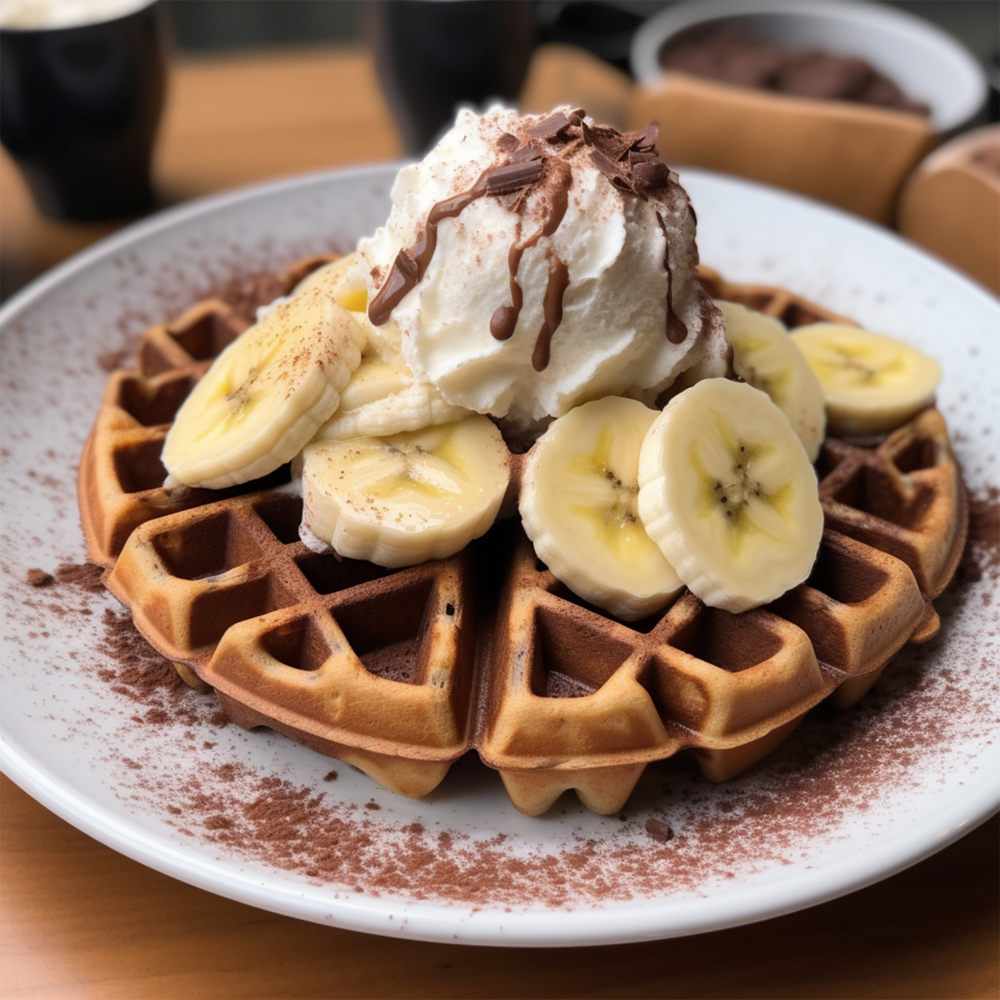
{"left": 363, "top": 0, "right": 538, "bottom": 156}
{"left": 0, "top": 0, "right": 170, "bottom": 221}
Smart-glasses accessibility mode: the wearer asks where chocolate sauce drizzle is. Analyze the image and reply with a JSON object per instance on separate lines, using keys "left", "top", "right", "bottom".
{"left": 367, "top": 158, "right": 545, "bottom": 327}
{"left": 489, "top": 158, "right": 572, "bottom": 361}
{"left": 367, "top": 110, "right": 691, "bottom": 370}
{"left": 656, "top": 212, "right": 689, "bottom": 345}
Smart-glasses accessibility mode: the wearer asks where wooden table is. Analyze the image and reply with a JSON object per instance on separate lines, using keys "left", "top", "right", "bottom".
{"left": 2, "top": 45, "right": 998, "bottom": 1000}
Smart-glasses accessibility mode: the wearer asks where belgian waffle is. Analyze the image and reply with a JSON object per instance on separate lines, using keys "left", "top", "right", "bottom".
{"left": 78, "top": 257, "right": 968, "bottom": 815}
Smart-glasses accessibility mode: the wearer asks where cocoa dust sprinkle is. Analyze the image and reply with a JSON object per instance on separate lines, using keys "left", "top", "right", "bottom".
{"left": 55, "top": 561, "right": 105, "bottom": 593}
{"left": 33, "top": 483, "right": 998, "bottom": 910}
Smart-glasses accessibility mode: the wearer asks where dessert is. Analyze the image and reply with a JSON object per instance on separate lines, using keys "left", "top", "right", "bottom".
{"left": 78, "top": 107, "right": 967, "bottom": 815}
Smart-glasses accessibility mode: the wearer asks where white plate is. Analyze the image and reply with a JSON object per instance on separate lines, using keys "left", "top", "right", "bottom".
{"left": 1, "top": 165, "right": 997, "bottom": 948}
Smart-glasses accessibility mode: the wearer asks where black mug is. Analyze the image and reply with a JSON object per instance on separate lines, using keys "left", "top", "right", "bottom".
{"left": 0, "top": 0, "right": 170, "bottom": 221}
{"left": 363, "top": 0, "right": 538, "bottom": 156}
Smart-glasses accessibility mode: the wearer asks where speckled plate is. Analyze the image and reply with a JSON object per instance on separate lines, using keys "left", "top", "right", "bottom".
{"left": 1, "top": 165, "right": 997, "bottom": 947}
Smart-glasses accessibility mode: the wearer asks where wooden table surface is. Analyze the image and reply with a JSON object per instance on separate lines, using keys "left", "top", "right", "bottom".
{"left": 1, "top": 44, "right": 997, "bottom": 1000}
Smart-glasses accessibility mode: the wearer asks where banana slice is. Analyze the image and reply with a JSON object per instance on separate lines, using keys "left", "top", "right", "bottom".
{"left": 519, "top": 396, "right": 684, "bottom": 621}
{"left": 790, "top": 323, "right": 942, "bottom": 435}
{"left": 719, "top": 300, "right": 826, "bottom": 461}
{"left": 638, "top": 379, "right": 823, "bottom": 613}
{"left": 300, "top": 414, "right": 509, "bottom": 567}
{"left": 314, "top": 314, "right": 471, "bottom": 442}
{"left": 291, "top": 253, "right": 470, "bottom": 440}
{"left": 291, "top": 253, "right": 369, "bottom": 314}
{"left": 162, "top": 284, "right": 366, "bottom": 489}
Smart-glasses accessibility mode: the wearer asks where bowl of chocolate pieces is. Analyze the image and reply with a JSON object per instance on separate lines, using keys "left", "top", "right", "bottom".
{"left": 629, "top": 0, "right": 988, "bottom": 224}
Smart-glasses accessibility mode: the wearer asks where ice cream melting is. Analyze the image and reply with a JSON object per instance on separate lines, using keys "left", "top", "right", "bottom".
{"left": 360, "top": 106, "right": 729, "bottom": 435}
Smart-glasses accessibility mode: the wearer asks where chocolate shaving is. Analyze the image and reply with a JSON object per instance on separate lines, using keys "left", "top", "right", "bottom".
{"left": 526, "top": 108, "right": 584, "bottom": 143}
{"left": 629, "top": 150, "right": 661, "bottom": 165}
{"left": 526, "top": 111, "right": 573, "bottom": 140}
{"left": 485, "top": 159, "right": 546, "bottom": 195}
{"left": 629, "top": 122, "right": 660, "bottom": 151}
{"left": 497, "top": 132, "right": 519, "bottom": 153}
{"left": 510, "top": 141, "right": 545, "bottom": 164}
{"left": 586, "top": 125, "right": 633, "bottom": 163}
{"left": 633, "top": 160, "right": 673, "bottom": 199}
{"left": 590, "top": 147, "right": 630, "bottom": 187}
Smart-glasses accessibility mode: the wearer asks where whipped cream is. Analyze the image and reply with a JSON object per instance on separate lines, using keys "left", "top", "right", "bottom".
{"left": 358, "top": 106, "right": 728, "bottom": 433}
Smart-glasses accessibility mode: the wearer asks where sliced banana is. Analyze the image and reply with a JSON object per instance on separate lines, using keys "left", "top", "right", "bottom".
{"left": 637, "top": 379, "right": 823, "bottom": 613}
{"left": 162, "top": 284, "right": 366, "bottom": 489}
{"left": 719, "top": 300, "right": 826, "bottom": 461}
{"left": 291, "top": 252, "right": 369, "bottom": 313}
{"left": 790, "top": 323, "right": 942, "bottom": 436}
{"left": 300, "top": 414, "right": 509, "bottom": 567}
{"left": 519, "top": 396, "right": 684, "bottom": 622}
{"left": 313, "top": 315, "right": 470, "bottom": 441}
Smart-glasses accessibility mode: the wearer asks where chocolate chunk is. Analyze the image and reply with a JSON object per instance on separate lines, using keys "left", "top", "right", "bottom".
{"left": 645, "top": 818, "right": 674, "bottom": 843}
{"left": 632, "top": 160, "right": 672, "bottom": 198}
{"left": 525, "top": 111, "right": 574, "bottom": 140}
{"left": 590, "top": 147, "right": 628, "bottom": 184}
{"left": 26, "top": 568, "right": 54, "bottom": 587}
{"left": 510, "top": 141, "right": 545, "bottom": 163}
{"left": 626, "top": 122, "right": 660, "bottom": 152}
{"left": 485, "top": 159, "right": 546, "bottom": 194}
{"left": 497, "top": 131, "right": 519, "bottom": 153}
{"left": 629, "top": 150, "right": 661, "bottom": 166}
{"left": 587, "top": 124, "right": 633, "bottom": 162}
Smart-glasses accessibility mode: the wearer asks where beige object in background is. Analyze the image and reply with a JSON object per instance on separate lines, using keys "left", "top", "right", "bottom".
{"left": 519, "top": 42, "right": 633, "bottom": 129}
{"left": 629, "top": 72, "right": 936, "bottom": 225}
{"left": 897, "top": 125, "right": 1000, "bottom": 296}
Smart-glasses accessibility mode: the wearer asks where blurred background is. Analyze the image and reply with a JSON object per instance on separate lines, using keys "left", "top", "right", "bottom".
{"left": 164, "top": 1, "right": 994, "bottom": 64}
{"left": 1, "top": 0, "right": 997, "bottom": 301}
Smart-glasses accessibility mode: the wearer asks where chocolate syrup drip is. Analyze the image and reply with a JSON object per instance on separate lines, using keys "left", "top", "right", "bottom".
{"left": 665, "top": 262, "right": 689, "bottom": 344}
{"left": 489, "top": 159, "right": 572, "bottom": 351}
{"left": 489, "top": 242, "right": 523, "bottom": 342}
{"left": 368, "top": 159, "right": 544, "bottom": 327}
{"left": 532, "top": 257, "right": 571, "bottom": 371}
{"left": 656, "top": 211, "right": 689, "bottom": 345}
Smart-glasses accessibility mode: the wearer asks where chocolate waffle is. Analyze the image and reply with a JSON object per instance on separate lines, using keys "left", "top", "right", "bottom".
{"left": 78, "top": 258, "right": 968, "bottom": 815}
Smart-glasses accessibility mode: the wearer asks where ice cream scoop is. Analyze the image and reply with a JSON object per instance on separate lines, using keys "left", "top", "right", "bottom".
{"left": 359, "top": 106, "right": 730, "bottom": 435}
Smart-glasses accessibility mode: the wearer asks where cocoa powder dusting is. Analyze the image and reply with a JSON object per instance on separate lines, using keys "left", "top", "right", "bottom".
{"left": 959, "top": 487, "right": 1000, "bottom": 584}
{"left": 55, "top": 561, "right": 105, "bottom": 593}
{"left": 35, "top": 487, "right": 998, "bottom": 910}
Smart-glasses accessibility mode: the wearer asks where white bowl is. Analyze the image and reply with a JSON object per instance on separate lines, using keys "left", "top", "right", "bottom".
{"left": 630, "top": 0, "right": 987, "bottom": 135}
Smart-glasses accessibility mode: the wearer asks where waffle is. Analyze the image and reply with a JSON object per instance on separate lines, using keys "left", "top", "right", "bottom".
{"left": 78, "top": 258, "right": 968, "bottom": 815}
